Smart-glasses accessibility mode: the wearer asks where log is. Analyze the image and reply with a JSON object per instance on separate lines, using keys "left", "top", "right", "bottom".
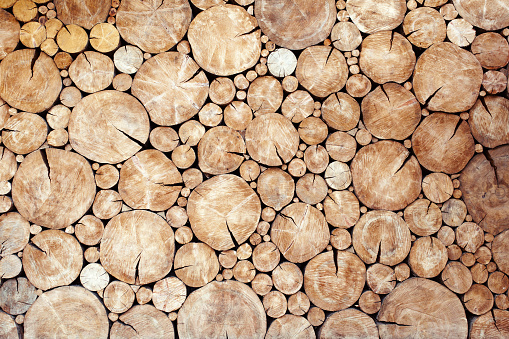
{"left": 136, "top": 286, "right": 152, "bottom": 305}
{"left": 190, "top": 0, "right": 225, "bottom": 10}
{"left": 131, "top": 52, "right": 208, "bottom": 126}
{"left": 24, "top": 286, "right": 109, "bottom": 338}
{"left": 224, "top": 101, "right": 252, "bottom": 130}
{"left": 413, "top": 42, "right": 483, "bottom": 113}
{"left": 0, "top": 49, "right": 61, "bottom": 113}
{"left": 113, "top": 45, "right": 143, "bottom": 74}
{"left": 403, "top": 7, "right": 446, "bottom": 48}
{"left": 12, "top": 149, "right": 95, "bottom": 229}
{"left": 441, "top": 198, "right": 467, "bottom": 227}
{"left": 267, "top": 48, "right": 297, "bottom": 78}
{"left": 0, "top": 309, "right": 17, "bottom": 339}
{"left": 20, "top": 22, "right": 46, "bottom": 48}
{"left": 358, "top": 291, "right": 381, "bottom": 315}
{"left": 188, "top": 174, "right": 260, "bottom": 251}
{"left": 482, "top": 70, "right": 507, "bottom": 94}
{"left": 0, "top": 9, "right": 20, "bottom": 60}
{"left": 351, "top": 140, "right": 422, "bottom": 211}
{"left": 319, "top": 308, "right": 378, "bottom": 339}
{"left": 361, "top": 83, "right": 421, "bottom": 140}
{"left": 295, "top": 46, "right": 348, "bottom": 98}
{"left": 325, "top": 131, "right": 357, "bottom": 162}
{"left": 252, "top": 241, "right": 280, "bottom": 272}
{"left": 347, "top": 0, "right": 405, "bottom": 33}
{"left": 110, "top": 305, "right": 174, "bottom": 339}
{"left": 471, "top": 32, "right": 509, "bottom": 70}
{"left": 441, "top": 261, "right": 472, "bottom": 294}
{"left": 330, "top": 22, "right": 362, "bottom": 52}
{"left": 323, "top": 190, "right": 359, "bottom": 229}
{"left": 54, "top": 0, "right": 110, "bottom": 30}
{"left": 263, "top": 290, "right": 287, "bottom": 318}
{"left": 0, "top": 212, "right": 29, "bottom": 256}
{"left": 179, "top": 121, "right": 206, "bottom": 146}
{"left": 456, "top": 222, "right": 484, "bottom": 253}
{"left": 273, "top": 262, "right": 303, "bottom": 295}
{"left": 493, "top": 230, "right": 509, "bottom": 275}
{"left": 89, "top": 23, "right": 120, "bottom": 53}
{"left": 377, "top": 278, "right": 467, "bottom": 338}
{"left": 80, "top": 263, "right": 109, "bottom": 292}
{"left": 453, "top": 0, "right": 509, "bottom": 31}
{"left": 488, "top": 271, "right": 509, "bottom": 294}
{"left": 321, "top": 93, "right": 360, "bottom": 132}
{"left": 174, "top": 242, "right": 219, "bottom": 288}
{"left": 412, "top": 113, "right": 475, "bottom": 174}
{"left": 324, "top": 161, "right": 350, "bottom": 190}
{"left": 92, "top": 190, "right": 122, "bottom": 220}
{"left": 56, "top": 24, "right": 88, "bottom": 54}
{"left": 177, "top": 280, "right": 266, "bottom": 338}
{"left": 471, "top": 309, "right": 509, "bottom": 339}
{"left": 100, "top": 210, "right": 175, "bottom": 284}
{"left": 359, "top": 31, "right": 415, "bottom": 84}
{"left": 271, "top": 203, "right": 329, "bottom": 263}
{"left": 266, "top": 314, "right": 315, "bottom": 339}
{"left": 75, "top": 215, "right": 104, "bottom": 246}
{"left": 464, "top": 284, "right": 494, "bottom": 315}
{"left": 12, "top": 0, "right": 37, "bottom": 22}
{"left": 175, "top": 226, "right": 193, "bottom": 245}
{"left": 0, "top": 277, "right": 37, "bottom": 315}
{"left": 118, "top": 149, "right": 182, "bottom": 211}
{"left": 60, "top": 86, "right": 82, "bottom": 107}
{"left": 251, "top": 273, "right": 273, "bottom": 296}
{"left": 245, "top": 113, "right": 299, "bottom": 166}
{"left": 461, "top": 146, "right": 509, "bottom": 235}
{"left": 112, "top": 73, "right": 132, "bottom": 92}
{"left": 304, "top": 250, "right": 365, "bottom": 312}
{"left": 188, "top": 4, "right": 260, "bottom": 76}
{"left": 288, "top": 292, "right": 310, "bottom": 316}
{"left": 171, "top": 144, "right": 195, "bottom": 169}
{"left": 257, "top": 168, "right": 294, "bottom": 211}
{"left": 468, "top": 96, "right": 509, "bottom": 148}
{"left": 306, "top": 146, "right": 329, "bottom": 174}
{"left": 209, "top": 77, "right": 235, "bottom": 106}
{"left": 438, "top": 226, "right": 455, "bottom": 246}
{"left": 233, "top": 260, "right": 256, "bottom": 283}
{"left": 47, "top": 128, "right": 68, "bottom": 147}
{"left": 47, "top": 104, "right": 70, "bottom": 129}
{"left": 0, "top": 255, "right": 21, "bottom": 279}
{"left": 254, "top": 0, "right": 335, "bottom": 50}
{"left": 103, "top": 281, "right": 135, "bottom": 314}
{"left": 23, "top": 230, "right": 82, "bottom": 290}
{"left": 197, "top": 126, "right": 246, "bottom": 175}
{"left": 367, "top": 263, "right": 396, "bottom": 294}
{"left": 68, "top": 51, "right": 114, "bottom": 93}
{"left": 298, "top": 117, "right": 328, "bottom": 145}
{"left": 95, "top": 164, "right": 119, "bottom": 190}
{"left": 69, "top": 90, "right": 150, "bottom": 164}
{"left": 345, "top": 74, "right": 371, "bottom": 98}
{"left": 149, "top": 276, "right": 186, "bottom": 311}
{"left": 447, "top": 19, "right": 476, "bottom": 47}
{"left": 404, "top": 199, "right": 441, "bottom": 236}
{"left": 353, "top": 210, "right": 411, "bottom": 266}
{"left": 422, "top": 173, "right": 453, "bottom": 203}
{"left": 246, "top": 76, "right": 283, "bottom": 115}
{"left": 409, "top": 236, "right": 447, "bottom": 278}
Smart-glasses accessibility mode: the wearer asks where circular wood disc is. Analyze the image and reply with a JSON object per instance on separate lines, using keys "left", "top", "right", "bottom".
{"left": 452, "top": 0, "right": 509, "bottom": 31}
{"left": 461, "top": 146, "right": 509, "bottom": 235}
{"left": 296, "top": 46, "right": 348, "bottom": 98}
{"left": 23, "top": 230, "right": 83, "bottom": 290}
{"left": 247, "top": 76, "right": 283, "bottom": 115}
{"left": 304, "top": 250, "right": 366, "bottom": 312}
{"left": 319, "top": 309, "right": 379, "bottom": 339}
{"left": 174, "top": 242, "right": 219, "bottom": 288}
{"left": 353, "top": 210, "right": 411, "bottom": 266}
{"left": 377, "top": 278, "right": 468, "bottom": 338}
{"left": 321, "top": 92, "right": 360, "bottom": 131}
{"left": 152, "top": 277, "right": 186, "bottom": 313}
{"left": 412, "top": 113, "right": 475, "bottom": 174}
{"left": 331, "top": 22, "right": 362, "bottom": 52}
{"left": 197, "top": 126, "right": 246, "bottom": 175}
{"left": 254, "top": 0, "right": 336, "bottom": 50}
{"left": 116, "top": 0, "right": 191, "bottom": 53}
{"left": 245, "top": 113, "right": 299, "bottom": 166}
{"left": 100, "top": 210, "right": 175, "bottom": 285}
{"left": 0, "top": 310, "right": 17, "bottom": 338}
{"left": 404, "top": 199, "right": 441, "bottom": 236}
{"left": 493, "top": 230, "right": 509, "bottom": 275}
{"left": 470, "top": 309, "right": 509, "bottom": 338}
{"left": 351, "top": 140, "right": 422, "bottom": 211}
{"left": 323, "top": 190, "right": 360, "bottom": 228}
{"left": 54, "top": 0, "right": 110, "bottom": 29}
{"left": 2, "top": 113, "right": 47, "bottom": 155}
{"left": 132, "top": 52, "right": 209, "bottom": 126}
{"left": 119, "top": 149, "right": 182, "bottom": 211}
{"left": 471, "top": 32, "right": 509, "bottom": 70}
{"left": 68, "top": 51, "right": 114, "bottom": 93}
{"left": 359, "top": 31, "right": 416, "bottom": 84}
{"left": 469, "top": 96, "right": 509, "bottom": 148}
{"left": 111, "top": 305, "right": 174, "bottom": 339}
{"left": 69, "top": 90, "right": 150, "bottom": 164}
{"left": 271, "top": 203, "right": 329, "bottom": 263}
{"left": 281, "top": 90, "right": 314, "bottom": 123}
{"left": 257, "top": 168, "right": 294, "bottom": 211}
{"left": 0, "top": 49, "right": 61, "bottom": 113}
{"left": 0, "top": 9, "right": 20, "bottom": 60}
{"left": 12, "top": 149, "right": 95, "bottom": 229}
{"left": 188, "top": 174, "right": 261, "bottom": 251}
{"left": 403, "top": 7, "right": 446, "bottom": 48}
{"left": 346, "top": 0, "right": 406, "bottom": 34}
{"left": 0, "top": 277, "right": 37, "bottom": 315}
{"left": 266, "top": 315, "right": 315, "bottom": 339}
{"left": 408, "top": 236, "right": 447, "bottom": 278}
{"left": 361, "top": 83, "right": 421, "bottom": 140}
{"left": 177, "top": 280, "right": 266, "bottom": 339}
{"left": 24, "top": 286, "right": 109, "bottom": 338}
{"left": 188, "top": 4, "right": 261, "bottom": 76}
{"left": 413, "top": 42, "right": 482, "bottom": 113}
{"left": 0, "top": 212, "right": 29, "bottom": 256}
{"left": 442, "top": 261, "right": 473, "bottom": 294}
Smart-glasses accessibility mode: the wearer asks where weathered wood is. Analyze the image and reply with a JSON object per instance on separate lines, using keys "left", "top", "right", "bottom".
{"left": 12, "top": 149, "right": 95, "bottom": 229}
{"left": 359, "top": 31, "right": 415, "bottom": 84}
{"left": 378, "top": 278, "right": 467, "bottom": 338}
{"left": 131, "top": 52, "right": 209, "bottom": 126}
{"left": 104, "top": 280, "right": 135, "bottom": 313}
{"left": 174, "top": 242, "right": 219, "bottom": 288}
{"left": 247, "top": 76, "right": 283, "bottom": 115}
{"left": 100, "top": 210, "right": 175, "bottom": 284}
{"left": 408, "top": 236, "right": 447, "bottom": 278}
{"left": 68, "top": 51, "right": 114, "bottom": 93}
{"left": 288, "top": 292, "right": 310, "bottom": 316}
{"left": 351, "top": 140, "right": 422, "bottom": 211}
{"left": 20, "top": 22, "right": 46, "bottom": 48}
{"left": 273, "top": 262, "right": 303, "bottom": 295}
{"left": 271, "top": 203, "right": 329, "bottom": 263}
{"left": 412, "top": 113, "right": 474, "bottom": 174}
{"left": 321, "top": 92, "right": 360, "bottom": 132}
{"left": 267, "top": 48, "right": 297, "bottom": 78}
{"left": 69, "top": 90, "right": 150, "bottom": 164}
{"left": 263, "top": 290, "right": 287, "bottom": 318}
{"left": 403, "top": 7, "right": 446, "bottom": 48}
{"left": 456, "top": 222, "right": 484, "bottom": 253}
{"left": 359, "top": 291, "right": 381, "bottom": 315}
{"left": 361, "top": 83, "right": 421, "bottom": 140}
{"left": 319, "top": 308, "right": 378, "bottom": 339}
{"left": 325, "top": 132, "right": 357, "bottom": 162}
{"left": 296, "top": 46, "right": 348, "bottom": 98}
{"left": 347, "top": 0, "right": 406, "bottom": 34}
{"left": 257, "top": 168, "right": 294, "bottom": 211}
{"left": 178, "top": 280, "right": 266, "bottom": 339}
{"left": 24, "top": 286, "right": 109, "bottom": 338}
{"left": 441, "top": 261, "right": 472, "bottom": 294}
{"left": 323, "top": 190, "right": 359, "bottom": 229}
{"left": 113, "top": 45, "right": 143, "bottom": 74}
{"left": 413, "top": 42, "right": 483, "bottom": 113}
{"left": 0, "top": 255, "right": 21, "bottom": 279}
{"left": 56, "top": 24, "right": 88, "bottom": 54}
{"left": 197, "top": 126, "right": 245, "bottom": 175}
{"left": 488, "top": 271, "right": 509, "bottom": 294}
{"left": 188, "top": 174, "right": 260, "bottom": 251}
{"left": 80, "top": 263, "right": 109, "bottom": 292}
{"left": 111, "top": 305, "right": 174, "bottom": 339}
{"left": 266, "top": 314, "right": 315, "bottom": 339}
{"left": 54, "top": 0, "right": 110, "bottom": 30}
{"left": 447, "top": 19, "right": 476, "bottom": 47}
{"left": 75, "top": 215, "right": 104, "bottom": 246}
{"left": 92, "top": 190, "right": 122, "bottom": 220}
{"left": 331, "top": 22, "right": 362, "bottom": 52}
{"left": 461, "top": 146, "right": 509, "bottom": 235}
{"left": 298, "top": 117, "right": 328, "bottom": 146}
{"left": 188, "top": 4, "right": 260, "bottom": 76}
{"left": 304, "top": 250, "right": 365, "bottom": 312}
{"left": 0, "top": 277, "right": 37, "bottom": 315}
{"left": 306, "top": 146, "right": 329, "bottom": 174}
